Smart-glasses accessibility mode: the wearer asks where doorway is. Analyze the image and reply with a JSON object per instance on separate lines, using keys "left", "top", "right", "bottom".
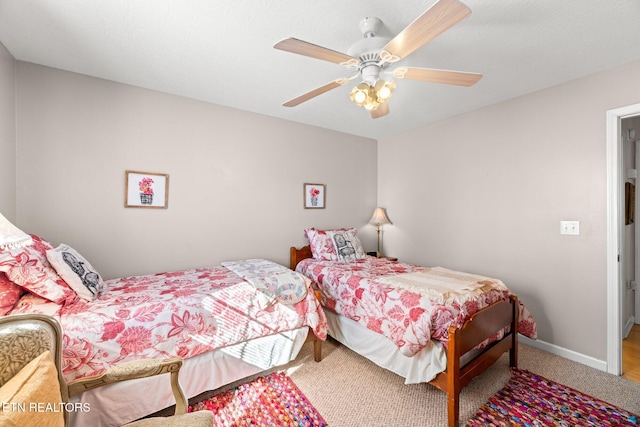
{"left": 606, "top": 103, "right": 640, "bottom": 377}
{"left": 620, "top": 119, "right": 640, "bottom": 382}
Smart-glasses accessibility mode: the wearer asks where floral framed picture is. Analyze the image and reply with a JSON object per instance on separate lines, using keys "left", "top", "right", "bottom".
{"left": 304, "top": 183, "right": 325, "bottom": 209}
{"left": 125, "top": 170, "right": 169, "bottom": 209}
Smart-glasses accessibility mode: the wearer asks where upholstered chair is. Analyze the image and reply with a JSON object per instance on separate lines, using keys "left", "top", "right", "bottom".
{"left": 0, "top": 314, "right": 213, "bottom": 427}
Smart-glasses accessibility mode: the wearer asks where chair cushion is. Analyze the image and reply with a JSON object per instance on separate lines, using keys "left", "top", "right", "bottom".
{"left": 0, "top": 350, "right": 64, "bottom": 427}
{"left": 124, "top": 410, "right": 213, "bottom": 427}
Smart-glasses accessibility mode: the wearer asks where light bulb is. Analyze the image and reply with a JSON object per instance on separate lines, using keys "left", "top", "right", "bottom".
{"left": 354, "top": 91, "right": 367, "bottom": 103}
{"left": 374, "top": 80, "right": 396, "bottom": 103}
{"left": 377, "top": 86, "right": 391, "bottom": 100}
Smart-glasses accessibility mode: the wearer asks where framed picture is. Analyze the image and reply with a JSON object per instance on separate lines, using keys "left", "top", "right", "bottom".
{"left": 304, "top": 183, "right": 326, "bottom": 209}
{"left": 125, "top": 170, "right": 169, "bottom": 209}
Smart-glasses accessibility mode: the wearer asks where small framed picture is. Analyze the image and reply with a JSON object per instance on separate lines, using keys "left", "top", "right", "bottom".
{"left": 125, "top": 170, "right": 169, "bottom": 209}
{"left": 304, "top": 183, "right": 326, "bottom": 209}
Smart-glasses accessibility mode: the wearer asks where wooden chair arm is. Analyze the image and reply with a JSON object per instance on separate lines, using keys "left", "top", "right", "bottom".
{"left": 67, "top": 357, "right": 188, "bottom": 415}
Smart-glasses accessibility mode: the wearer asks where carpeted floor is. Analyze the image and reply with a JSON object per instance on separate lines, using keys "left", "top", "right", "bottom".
{"left": 179, "top": 337, "right": 640, "bottom": 426}
{"left": 277, "top": 338, "right": 640, "bottom": 427}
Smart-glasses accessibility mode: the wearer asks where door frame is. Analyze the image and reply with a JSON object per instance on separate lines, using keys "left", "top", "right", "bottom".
{"left": 636, "top": 141, "right": 640, "bottom": 325}
{"left": 606, "top": 102, "right": 640, "bottom": 375}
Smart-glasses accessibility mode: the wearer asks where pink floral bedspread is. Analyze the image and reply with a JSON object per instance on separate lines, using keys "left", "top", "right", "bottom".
{"left": 296, "top": 257, "right": 536, "bottom": 357}
{"left": 11, "top": 264, "right": 327, "bottom": 382}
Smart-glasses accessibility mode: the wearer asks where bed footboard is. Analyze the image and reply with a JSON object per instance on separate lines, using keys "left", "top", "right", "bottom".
{"left": 430, "top": 294, "right": 518, "bottom": 427}
{"left": 291, "top": 246, "right": 322, "bottom": 362}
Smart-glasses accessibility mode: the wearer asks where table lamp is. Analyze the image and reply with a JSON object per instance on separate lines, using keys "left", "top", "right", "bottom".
{"left": 368, "top": 207, "right": 391, "bottom": 257}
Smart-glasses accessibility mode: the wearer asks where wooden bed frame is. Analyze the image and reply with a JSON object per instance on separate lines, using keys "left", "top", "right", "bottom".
{"left": 290, "top": 245, "right": 518, "bottom": 427}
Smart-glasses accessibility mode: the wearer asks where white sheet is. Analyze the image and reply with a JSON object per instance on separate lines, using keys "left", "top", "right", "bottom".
{"left": 68, "top": 327, "right": 309, "bottom": 427}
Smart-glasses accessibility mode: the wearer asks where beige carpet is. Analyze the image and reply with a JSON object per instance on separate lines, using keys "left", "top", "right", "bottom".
{"left": 278, "top": 338, "right": 640, "bottom": 427}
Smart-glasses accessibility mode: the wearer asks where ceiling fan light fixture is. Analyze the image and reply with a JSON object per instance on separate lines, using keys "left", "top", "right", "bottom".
{"left": 350, "top": 79, "right": 394, "bottom": 111}
{"left": 374, "top": 79, "right": 396, "bottom": 102}
{"left": 350, "top": 83, "right": 373, "bottom": 107}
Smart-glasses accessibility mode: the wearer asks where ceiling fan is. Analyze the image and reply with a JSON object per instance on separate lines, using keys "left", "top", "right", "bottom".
{"left": 273, "top": 0, "right": 482, "bottom": 119}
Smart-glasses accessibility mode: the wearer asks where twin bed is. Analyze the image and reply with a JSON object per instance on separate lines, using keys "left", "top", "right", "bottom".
{"left": 0, "top": 236, "right": 326, "bottom": 426}
{"left": 290, "top": 227, "right": 536, "bottom": 427}
{"left": 1, "top": 228, "right": 536, "bottom": 427}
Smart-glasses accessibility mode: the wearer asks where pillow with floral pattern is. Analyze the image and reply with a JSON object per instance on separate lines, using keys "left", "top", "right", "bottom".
{"left": 0, "top": 272, "right": 25, "bottom": 315}
{"left": 28, "top": 235, "right": 62, "bottom": 272}
{"left": 305, "top": 228, "right": 347, "bottom": 261}
{"left": 9, "top": 290, "right": 63, "bottom": 317}
{"left": 0, "top": 235, "right": 77, "bottom": 305}
{"left": 305, "top": 228, "right": 365, "bottom": 261}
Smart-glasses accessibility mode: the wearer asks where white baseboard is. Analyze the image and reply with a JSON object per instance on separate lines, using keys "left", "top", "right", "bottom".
{"left": 624, "top": 316, "right": 635, "bottom": 339}
{"left": 519, "top": 335, "right": 607, "bottom": 372}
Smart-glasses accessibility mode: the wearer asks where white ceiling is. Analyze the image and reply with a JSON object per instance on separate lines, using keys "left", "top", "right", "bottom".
{"left": 1, "top": 1, "right": 639, "bottom": 140}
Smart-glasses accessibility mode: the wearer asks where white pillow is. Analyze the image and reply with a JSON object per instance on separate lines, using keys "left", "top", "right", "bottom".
{"left": 46, "top": 244, "right": 107, "bottom": 301}
{"left": 330, "top": 229, "right": 366, "bottom": 262}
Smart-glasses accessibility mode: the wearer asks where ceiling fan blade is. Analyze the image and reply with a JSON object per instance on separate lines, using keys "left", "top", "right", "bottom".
{"left": 371, "top": 102, "right": 390, "bottom": 119}
{"left": 393, "top": 67, "right": 482, "bottom": 86}
{"left": 274, "top": 38, "right": 358, "bottom": 67}
{"left": 283, "top": 78, "right": 349, "bottom": 107}
{"left": 380, "top": 0, "right": 471, "bottom": 63}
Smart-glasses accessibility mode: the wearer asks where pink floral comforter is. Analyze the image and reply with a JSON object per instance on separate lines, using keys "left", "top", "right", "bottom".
{"left": 11, "top": 265, "right": 327, "bottom": 382}
{"left": 296, "top": 256, "right": 536, "bottom": 357}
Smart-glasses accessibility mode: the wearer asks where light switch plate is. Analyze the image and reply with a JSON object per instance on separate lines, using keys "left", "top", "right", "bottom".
{"left": 560, "top": 220, "right": 580, "bottom": 235}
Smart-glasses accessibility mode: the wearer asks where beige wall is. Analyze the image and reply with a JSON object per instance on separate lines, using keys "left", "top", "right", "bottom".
{"left": 378, "top": 59, "right": 640, "bottom": 363}
{"left": 12, "top": 53, "right": 640, "bottom": 364}
{"left": 0, "top": 42, "right": 16, "bottom": 220}
{"left": 15, "top": 62, "right": 377, "bottom": 278}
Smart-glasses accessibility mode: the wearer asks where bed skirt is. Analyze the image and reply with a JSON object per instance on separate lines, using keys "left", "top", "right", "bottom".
{"left": 325, "top": 309, "right": 448, "bottom": 384}
{"left": 68, "top": 327, "right": 310, "bottom": 427}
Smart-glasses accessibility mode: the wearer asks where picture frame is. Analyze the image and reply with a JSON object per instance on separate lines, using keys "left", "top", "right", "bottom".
{"left": 304, "top": 183, "right": 326, "bottom": 209}
{"left": 125, "top": 170, "right": 169, "bottom": 209}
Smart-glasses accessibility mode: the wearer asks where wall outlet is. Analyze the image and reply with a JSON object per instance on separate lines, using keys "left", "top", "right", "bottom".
{"left": 560, "top": 220, "right": 580, "bottom": 235}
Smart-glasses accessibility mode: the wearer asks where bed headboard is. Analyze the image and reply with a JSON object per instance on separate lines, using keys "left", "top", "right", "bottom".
{"left": 290, "top": 245, "right": 313, "bottom": 270}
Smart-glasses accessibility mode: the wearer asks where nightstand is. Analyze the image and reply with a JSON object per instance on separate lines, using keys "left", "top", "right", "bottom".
{"left": 367, "top": 252, "right": 397, "bottom": 261}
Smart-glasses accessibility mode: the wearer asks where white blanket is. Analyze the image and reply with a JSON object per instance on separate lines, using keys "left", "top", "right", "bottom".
{"left": 222, "top": 259, "right": 308, "bottom": 305}
{"left": 377, "top": 267, "right": 507, "bottom": 303}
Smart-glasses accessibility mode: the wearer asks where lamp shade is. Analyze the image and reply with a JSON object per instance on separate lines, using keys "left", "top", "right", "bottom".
{"left": 0, "top": 213, "right": 32, "bottom": 250}
{"left": 368, "top": 207, "right": 391, "bottom": 226}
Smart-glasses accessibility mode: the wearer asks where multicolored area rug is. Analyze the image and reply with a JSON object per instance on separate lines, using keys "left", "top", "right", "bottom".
{"left": 188, "top": 371, "right": 327, "bottom": 427}
{"left": 467, "top": 368, "right": 639, "bottom": 426}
